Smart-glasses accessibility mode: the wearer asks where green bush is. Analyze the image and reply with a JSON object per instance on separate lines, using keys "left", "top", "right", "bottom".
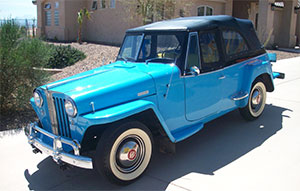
{"left": 47, "top": 45, "right": 86, "bottom": 69}
{"left": 0, "top": 20, "right": 50, "bottom": 113}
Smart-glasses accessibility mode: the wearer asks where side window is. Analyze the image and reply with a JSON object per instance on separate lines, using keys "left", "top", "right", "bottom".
{"left": 222, "top": 30, "right": 248, "bottom": 56}
{"left": 138, "top": 34, "right": 182, "bottom": 60}
{"left": 199, "top": 32, "right": 220, "bottom": 72}
{"left": 157, "top": 35, "right": 181, "bottom": 59}
{"left": 186, "top": 33, "right": 200, "bottom": 72}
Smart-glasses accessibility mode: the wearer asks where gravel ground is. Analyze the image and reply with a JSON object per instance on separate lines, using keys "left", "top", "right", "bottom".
{"left": 0, "top": 42, "right": 299, "bottom": 131}
{"left": 267, "top": 49, "right": 300, "bottom": 60}
{"left": 50, "top": 42, "right": 120, "bottom": 82}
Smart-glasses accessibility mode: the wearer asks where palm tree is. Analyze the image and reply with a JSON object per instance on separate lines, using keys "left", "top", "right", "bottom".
{"left": 77, "top": 8, "right": 91, "bottom": 44}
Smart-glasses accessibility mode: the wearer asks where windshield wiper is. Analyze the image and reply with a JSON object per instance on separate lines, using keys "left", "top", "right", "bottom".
{"left": 145, "top": 57, "right": 174, "bottom": 65}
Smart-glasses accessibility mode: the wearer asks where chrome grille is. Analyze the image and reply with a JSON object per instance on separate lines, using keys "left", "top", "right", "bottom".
{"left": 52, "top": 96, "right": 72, "bottom": 138}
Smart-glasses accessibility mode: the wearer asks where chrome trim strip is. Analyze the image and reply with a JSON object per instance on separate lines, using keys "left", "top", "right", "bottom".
{"left": 45, "top": 90, "right": 59, "bottom": 135}
{"left": 26, "top": 123, "right": 93, "bottom": 169}
{"left": 232, "top": 93, "right": 249, "bottom": 101}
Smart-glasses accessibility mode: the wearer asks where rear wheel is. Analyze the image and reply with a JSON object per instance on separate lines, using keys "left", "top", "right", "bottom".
{"left": 239, "top": 81, "right": 267, "bottom": 121}
{"left": 94, "top": 121, "right": 153, "bottom": 184}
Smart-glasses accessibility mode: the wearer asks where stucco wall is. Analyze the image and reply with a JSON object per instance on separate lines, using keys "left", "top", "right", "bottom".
{"left": 83, "top": 0, "right": 232, "bottom": 45}
{"left": 38, "top": 0, "right": 233, "bottom": 44}
{"left": 233, "top": 1, "right": 250, "bottom": 19}
{"left": 273, "top": 9, "right": 283, "bottom": 47}
{"left": 64, "top": 0, "right": 88, "bottom": 41}
{"left": 176, "top": 0, "right": 231, "bottom": 17}
{"left": 84, "top": 0, "right": 141, "bottom": 45}
{"left": 40, "top": 0, "right": 68, "bottom": 40}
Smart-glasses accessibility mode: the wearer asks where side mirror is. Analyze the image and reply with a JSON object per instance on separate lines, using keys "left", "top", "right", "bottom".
{"left": 188, "top": 66, "right": 200, "bottom": 76}
{"left": 268, "top": 53, "right": 277, "bottom": 62}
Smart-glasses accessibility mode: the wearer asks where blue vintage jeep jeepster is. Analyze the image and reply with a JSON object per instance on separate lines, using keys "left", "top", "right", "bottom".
{"left": 25, "top": 16, "right": 284, "bottom": 184}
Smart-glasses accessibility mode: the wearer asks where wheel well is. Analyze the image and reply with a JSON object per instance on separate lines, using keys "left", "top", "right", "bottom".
{"left": 255, "top": 73, "right": 274, "bottom": 92}
{"left": 80, "top": 109, "right": 166, "bottom": 153}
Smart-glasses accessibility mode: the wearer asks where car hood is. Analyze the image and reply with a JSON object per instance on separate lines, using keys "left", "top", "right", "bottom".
{"left": 41, "top": 61, "right": 163, "bottom": 115}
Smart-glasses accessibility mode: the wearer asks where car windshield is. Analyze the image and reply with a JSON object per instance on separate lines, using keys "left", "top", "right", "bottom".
{"left": 118, "top": 35, "right": 143, "bottom": 61}
{"left": 117, "top": 33, "right": 185, "bottom": 63}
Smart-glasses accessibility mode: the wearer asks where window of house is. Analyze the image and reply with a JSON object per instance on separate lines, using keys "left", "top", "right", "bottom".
{"left": 44, "top": 3, "right": 51, "bottom": 9}
{"left": 55, "top": 2, "right": 59, "bottom": 9}
{"left": 222, "top": 30, "right": 248, "bottom": 56}
{"left": 44, "top": 3, "right": 52, "bottom": 26}
{"left": 45, "top": 11, "right": 51, "bottom": 26}
{"left": 197, "top": 6, "right": 213, "bottom": 16}
{"left": 199, "top": 32, "right": 220, "bottom": 72}
{"left": 92, "top": 0, "right": 98, "bottom": 10}
{"left": 110, "top": 0, "right": 115, "bottom": 8}
{"left": 54, "top": 10, "right": 59, "bottom": 26}
{"left": 54, "top": 2, "right": 59, "bottom": 26}
{"left": 100, "top": 0, "right": 106, "bottom": 8}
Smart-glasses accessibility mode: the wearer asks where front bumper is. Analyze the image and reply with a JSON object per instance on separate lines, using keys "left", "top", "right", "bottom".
{"left": 25, "top": 123, "right": 93, "bottom": 169}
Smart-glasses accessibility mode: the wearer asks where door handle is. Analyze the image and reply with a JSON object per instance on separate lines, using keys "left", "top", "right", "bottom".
{"left": 218, "top": 75, "right": 226, "bottom": 80}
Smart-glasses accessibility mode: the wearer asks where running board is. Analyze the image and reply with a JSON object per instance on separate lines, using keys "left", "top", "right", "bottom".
{"left": 232, "top": 92, "right": 249, "bottom": 101}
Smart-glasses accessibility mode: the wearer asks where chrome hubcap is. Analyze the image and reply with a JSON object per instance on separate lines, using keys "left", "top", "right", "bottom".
{"left": 115, "top": 135, "right": 145, "bottom": 173}
{"left": 251, "top": 88, "right": 263, "bottom": 113}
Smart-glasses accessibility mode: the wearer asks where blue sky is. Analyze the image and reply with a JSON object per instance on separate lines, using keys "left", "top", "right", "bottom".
{"left": 0, "top": 0, "right": 37, "bottom": 19}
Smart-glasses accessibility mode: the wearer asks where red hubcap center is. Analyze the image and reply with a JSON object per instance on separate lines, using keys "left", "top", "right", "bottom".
{"left": 128, "top": 149, "right": 137, "bottom": 161}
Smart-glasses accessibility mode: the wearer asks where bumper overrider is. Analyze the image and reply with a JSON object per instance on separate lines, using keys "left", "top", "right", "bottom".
{"left": 25, "top": 122, "right": 93, "bottom": 169}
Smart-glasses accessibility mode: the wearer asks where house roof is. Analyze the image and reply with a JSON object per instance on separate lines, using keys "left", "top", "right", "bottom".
{"left": 127, "top": 15, "right": 253, "bottom": 33}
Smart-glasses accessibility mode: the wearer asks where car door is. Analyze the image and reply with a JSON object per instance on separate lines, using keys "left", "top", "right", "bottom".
{"left": 220, "top": 29, "right": 250, "bottom": 110}
{"left": 184, "top": 31, "right": 224, "bottom": 121}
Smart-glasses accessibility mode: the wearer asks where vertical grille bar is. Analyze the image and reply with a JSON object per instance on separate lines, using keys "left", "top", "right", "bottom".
{"left": 59, "top": 98, "right": 68, "bottom": 137}
{"left": 52, "top": 96, "right": 72, "bottom": 139}
{"left": 56, "top": 98, "right": 65, "bottom": 136}
{"left": 54, "top": 97, "right": 64, "bottom": 136}
{"left": 53, "top": 97, "right": 61, "bottom": 135}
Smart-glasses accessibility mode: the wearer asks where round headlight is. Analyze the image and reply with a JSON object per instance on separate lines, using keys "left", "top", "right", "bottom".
{"left": 65, "top": 99, "right": 77, "bottom": 117}
{"left": 33, "top": 91, "right": 43, "bottom": 107}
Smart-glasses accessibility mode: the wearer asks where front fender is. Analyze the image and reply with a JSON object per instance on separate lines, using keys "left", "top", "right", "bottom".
{"left": 80, "top": 99, "right": 176, "bottom": 142}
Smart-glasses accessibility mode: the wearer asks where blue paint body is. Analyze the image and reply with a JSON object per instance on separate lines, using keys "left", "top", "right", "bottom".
{"left": 30, "top": 16, "right": 279, "bottom": 147}
{"left": 31, "top": 53, "right": 274, "bottom": 144}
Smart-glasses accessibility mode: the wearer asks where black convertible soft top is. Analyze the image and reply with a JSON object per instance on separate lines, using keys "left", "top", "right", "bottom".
{"left": 127, "top": 15, "right": 263, "bottom": 51}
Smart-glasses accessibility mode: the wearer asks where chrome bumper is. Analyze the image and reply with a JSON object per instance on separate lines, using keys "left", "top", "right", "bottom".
{"left": 25, "top": 123, "right": 93, "bottom": 169}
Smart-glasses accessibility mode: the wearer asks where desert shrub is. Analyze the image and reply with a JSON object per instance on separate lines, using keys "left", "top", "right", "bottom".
{"left": 0, "top": 20, "right": 50, "bottom": 113}
{"left": 47, "top": 45, "right": 86, "bottom": 69}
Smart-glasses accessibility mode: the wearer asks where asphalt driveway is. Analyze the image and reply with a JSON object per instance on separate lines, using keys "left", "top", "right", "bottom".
{"left": 1, "top": 56, "right": 299, "bottom": 191}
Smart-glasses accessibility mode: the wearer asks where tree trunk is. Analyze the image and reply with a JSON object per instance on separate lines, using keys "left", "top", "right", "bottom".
{"left": 78, "top": 23, "right": 82, "bottom": 44}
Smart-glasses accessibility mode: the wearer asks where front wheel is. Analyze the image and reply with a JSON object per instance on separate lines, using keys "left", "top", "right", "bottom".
{"left": 95, "top": 121, "right": 153, "bottom": 184}
{"left": 239, "top": 81, "right": 267, "bottom": 121}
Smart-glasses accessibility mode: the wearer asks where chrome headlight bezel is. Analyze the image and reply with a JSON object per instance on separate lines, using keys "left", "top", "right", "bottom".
{"left": 64, "top": 99, "right": 77, "bottom": 117}
{"left": 33, "top": 91, "right": 43, "bottom": 108}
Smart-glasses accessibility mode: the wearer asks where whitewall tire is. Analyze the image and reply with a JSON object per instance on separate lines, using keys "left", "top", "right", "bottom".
{"left": 239, "top": 80, "right": 267, "bottom": 121}
{"left": 95, "top": 121, "right": 153, "bottom": 184}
